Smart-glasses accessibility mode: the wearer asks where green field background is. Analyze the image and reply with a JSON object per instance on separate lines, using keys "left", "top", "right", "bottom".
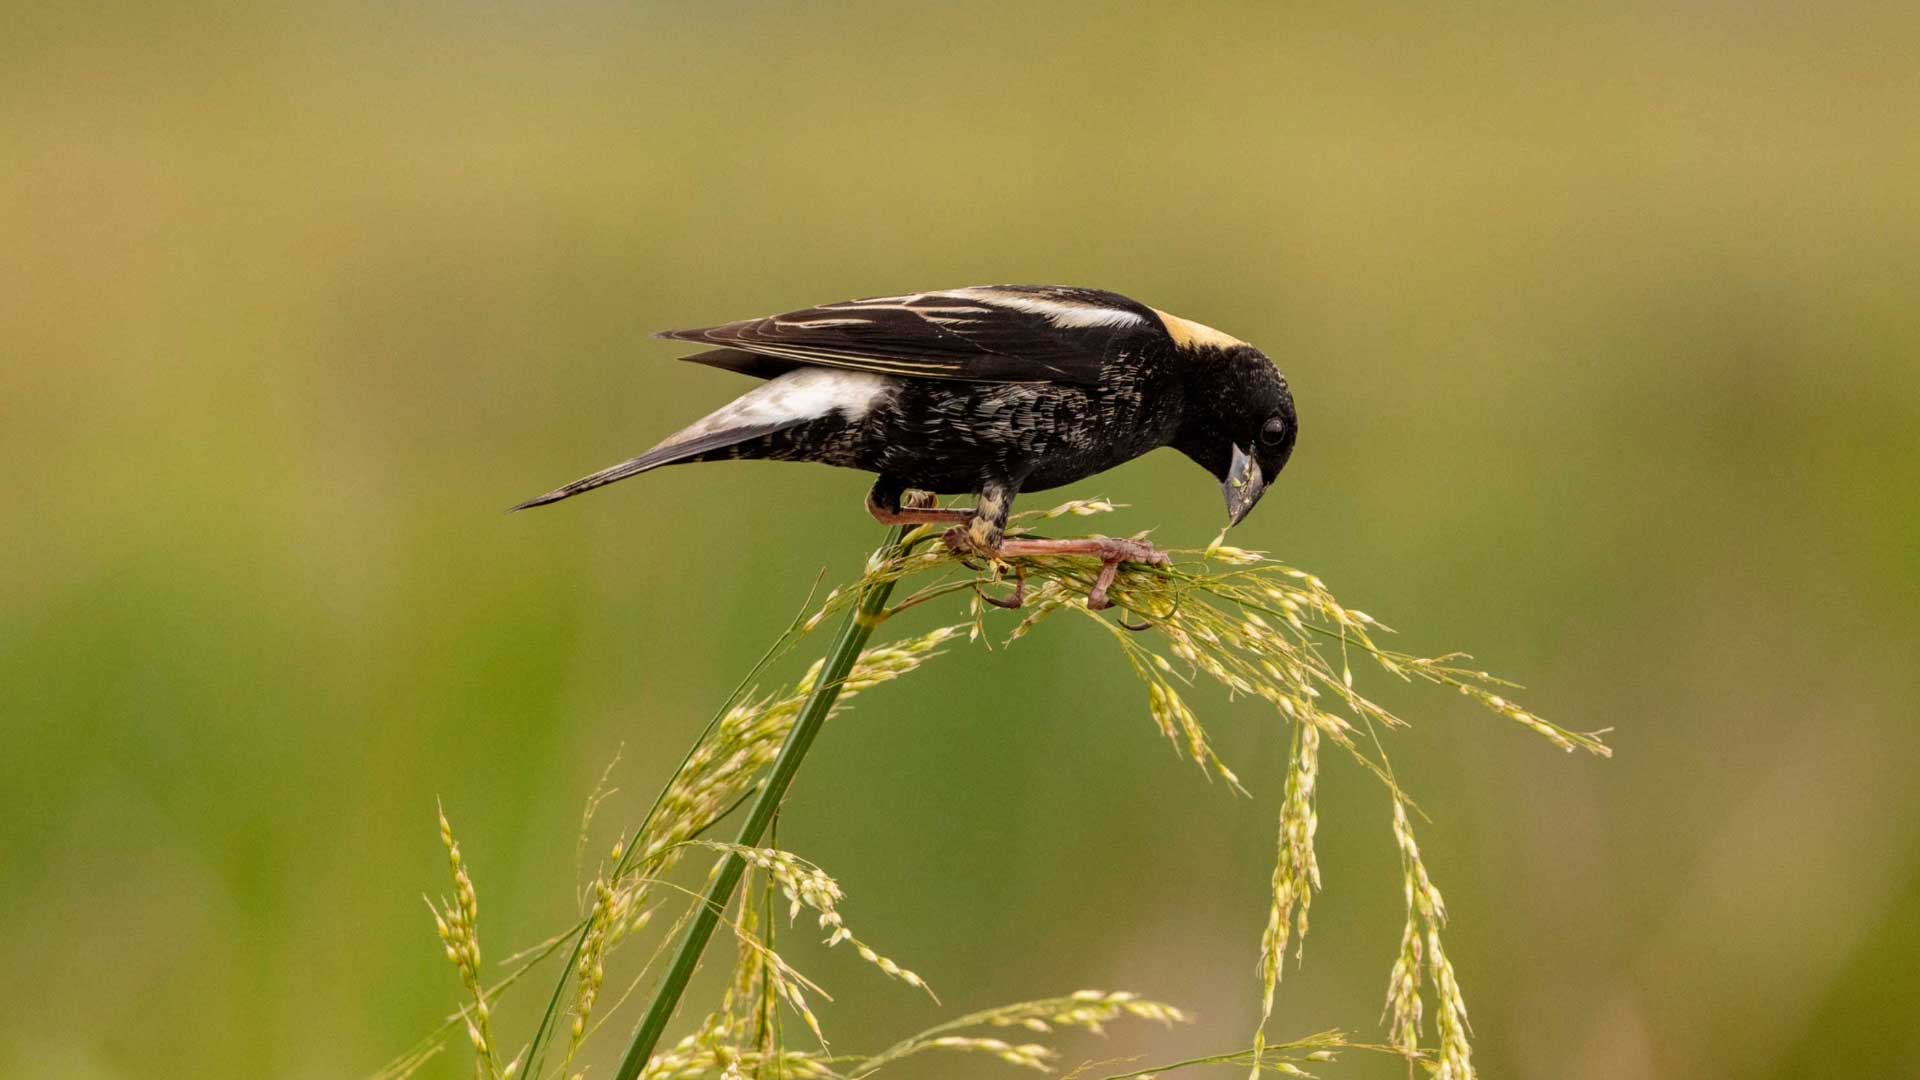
{"left": 4, "top": 4, "right": 1918, "bottom": 1077}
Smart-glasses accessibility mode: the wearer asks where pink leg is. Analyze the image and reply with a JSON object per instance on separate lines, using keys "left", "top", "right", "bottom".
{"left": 980, "top": 536, "right": 1170, "bottom": 610}
{"left": 866, "top": 486, "right": 971, "bottom": 528}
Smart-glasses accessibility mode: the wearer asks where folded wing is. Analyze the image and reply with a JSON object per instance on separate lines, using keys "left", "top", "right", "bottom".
{"left": 660, "top": 285, "right": 1155, "bottom": 386}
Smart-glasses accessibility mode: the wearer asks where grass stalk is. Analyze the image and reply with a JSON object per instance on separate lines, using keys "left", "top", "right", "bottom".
{"left": 519, "top": 579, "right": 832, "bottom": 1080}
{"left": 612, "top": 525, "right": 907, "bottom": 1080}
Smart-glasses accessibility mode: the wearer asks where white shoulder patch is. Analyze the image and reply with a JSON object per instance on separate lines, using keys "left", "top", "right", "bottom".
{"left": 656, "top": 368, "right": 892, "bottom": 449}
{"left": 1152, "top": 308, "right": 1245, "bottom": 351}
{"left": 945, "top": 287, "right": 1148, "bottom": 329}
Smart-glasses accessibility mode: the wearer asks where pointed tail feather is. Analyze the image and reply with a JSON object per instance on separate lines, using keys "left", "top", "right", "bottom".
{"left": 510, "top": 453, "right": 662, "bottom": 510}
{"left": 677, "top": 346, "right": 798, "bottom": 381}
{"left": 510, "top": 421, "right": 801, "bottom": 510}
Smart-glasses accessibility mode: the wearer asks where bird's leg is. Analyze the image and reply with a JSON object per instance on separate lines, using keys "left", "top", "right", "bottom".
{"left": 866, "top": 478, "right": 970, "bottom": 528}
{"left": 993, "top": 536, "right": 1172, "bottom": 610}
{"left": 937, "top": 482, "right": 1165, "bottom": 611}
{"left": 963, "top": 481, "right": 1014, "bottom": 551}
{"left": 941, "top": 480, "right": 1021, "bottom": 595}
{"left": 939, "top": 481, "right": 1013, "bottom": 557}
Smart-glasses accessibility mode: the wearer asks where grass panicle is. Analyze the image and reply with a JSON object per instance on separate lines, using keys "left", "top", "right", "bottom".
{"left": 387, "top": 497, "right": 1606, "bottom": 1080}
{"left": 693, "top": 841, "right": 933, "bottom": 999}
{"left": 1386, "top": 796, "right": 1472, "bottom": 1079}
{"left": 429, "top": 805, "right": 506, "bottom": 1079}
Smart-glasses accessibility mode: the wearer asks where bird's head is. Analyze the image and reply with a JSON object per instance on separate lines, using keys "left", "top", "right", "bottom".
{"left": 1171, "top": 343, "right": 1298, "bottom": 528}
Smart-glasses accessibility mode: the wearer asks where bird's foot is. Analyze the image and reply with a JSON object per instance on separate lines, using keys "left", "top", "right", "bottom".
{"left": 868, "top": 486, "right": 970, "bottom": 528}
{"left": 1076, "top": 539, "right": 1170, "bottom": 611}
{"left": 945, "top": 531, "right": 1169, "bottom": 612}
{"left": 974, "top": 563, "right": 1027, "bottom": 609}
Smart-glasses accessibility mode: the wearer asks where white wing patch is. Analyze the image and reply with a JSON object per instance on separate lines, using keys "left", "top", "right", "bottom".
{"left": 655, "top": 368, "right": 892, "bottom": 449}
{"left": 945, "top": 287, "right": 1147, "bottom": 329}
{"left": 834, "top": 293, "right": 929, "bottom": 307}
{"left": 778, "top": 317, "right": 875, "bottom": 328}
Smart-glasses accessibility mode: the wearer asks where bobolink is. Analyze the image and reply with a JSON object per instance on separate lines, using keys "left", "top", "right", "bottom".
{"left": 516, "top": 285, "right": 1297, "bottom": 608}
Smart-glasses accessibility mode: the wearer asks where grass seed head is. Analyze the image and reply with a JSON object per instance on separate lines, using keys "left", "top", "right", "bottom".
{"left": 400, "top": 500, "right": 1602, "bottom": 1080}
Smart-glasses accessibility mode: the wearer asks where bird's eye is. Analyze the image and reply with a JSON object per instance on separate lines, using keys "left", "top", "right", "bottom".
{"left": 1259, "top": 417, "right": 1288, "bottom": 446}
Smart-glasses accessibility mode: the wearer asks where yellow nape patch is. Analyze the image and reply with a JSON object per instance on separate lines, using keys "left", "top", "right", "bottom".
{"left": 1152, "top": 308, "right": 1245, "bottom": 351}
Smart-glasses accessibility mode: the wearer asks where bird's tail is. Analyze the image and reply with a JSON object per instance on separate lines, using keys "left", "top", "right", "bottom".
{"left": 510, "top": 421, "right": 799, "bottom": 510}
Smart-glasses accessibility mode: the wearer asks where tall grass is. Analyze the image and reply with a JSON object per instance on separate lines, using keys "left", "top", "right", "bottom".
{"left": 382, "top": 499, "right": 1609, "bottom": 1080}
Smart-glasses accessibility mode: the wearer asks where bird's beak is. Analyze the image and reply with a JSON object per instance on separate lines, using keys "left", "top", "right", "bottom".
{"left": 1222, "top": 443, "right": 1266, "bottom": 527}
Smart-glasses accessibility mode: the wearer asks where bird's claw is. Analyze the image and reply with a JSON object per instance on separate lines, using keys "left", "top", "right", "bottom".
{"left": 1086, "top": 561, "right": 1121, "bottom": 611}
{"left": 1079, "top": 539, "right": 1167, "bottom": 613}
{"left": 976, "top": 565, "right": 1027, "bottom": 610}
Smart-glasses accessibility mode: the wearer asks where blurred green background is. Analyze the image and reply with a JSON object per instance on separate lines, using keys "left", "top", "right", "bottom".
{"left": 5, "top": 3, "right": 1918, "bottom": 1077}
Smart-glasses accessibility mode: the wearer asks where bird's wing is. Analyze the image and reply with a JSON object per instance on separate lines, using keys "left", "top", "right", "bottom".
{"left": 659, "top": 286, "right": 1157, "bottom": 386}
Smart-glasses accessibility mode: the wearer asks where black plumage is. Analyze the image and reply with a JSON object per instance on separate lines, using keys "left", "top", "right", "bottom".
{"left": 516, "top": 285, "right": 1297, "bottom": 604}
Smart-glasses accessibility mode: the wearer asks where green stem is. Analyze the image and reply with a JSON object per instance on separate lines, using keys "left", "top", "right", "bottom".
{"left": 525, "top": 570, "right": 835, "bottom": 1078}
{"left": 614, "top": 526, "right": 907, "bottom": 1080}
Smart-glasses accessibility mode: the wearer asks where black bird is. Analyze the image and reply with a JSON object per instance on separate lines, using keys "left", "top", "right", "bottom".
{"left": 516, "top": 285, "right": 1298, "bottom": 608}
